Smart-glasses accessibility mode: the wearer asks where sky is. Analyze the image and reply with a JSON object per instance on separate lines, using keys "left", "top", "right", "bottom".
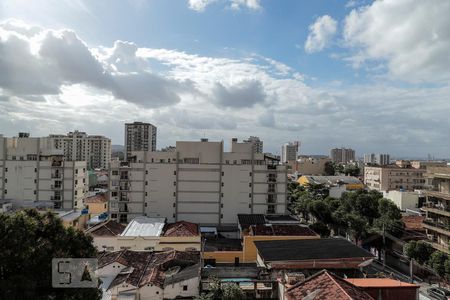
{"left": 0, "top": 0, "right": 450, "bottom": 158}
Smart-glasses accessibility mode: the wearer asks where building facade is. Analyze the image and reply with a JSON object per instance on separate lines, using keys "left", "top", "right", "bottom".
{"left": 0, "top": 134, "right": 87, "bottom": 210}
{"left": 363, "top": 153, "right": 390, "bottom": 166}
{"left": 243, "top": 136, "right": 263, "bottom": 154}
{"left": 124, "top": 121, "right": 157, "bottom": 160}
{"left": 287, "top": 156, "right": 331, "bottom": 175}
{"left": 330, "top": 147, "right": 355, "bottom": 164}
{"left": 364, "top": 160, "right": 426, "bottom": 192}
{"left": 281, "top": 142, "right": 299, "bottom": 164}
{"left": 49, "top": 131, "right": 111, "bottom": 170}
{"left": 422, "top": 166, "right": 450, "bottom": 253}
{"left": 109, "top": 138, "right": 288, "bottom": 225}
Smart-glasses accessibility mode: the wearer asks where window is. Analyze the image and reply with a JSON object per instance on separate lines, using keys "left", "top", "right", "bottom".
{"left": 5, "top": 168, "right": 7, "bottom": 172}
{"left": 12, "top": 156, "right": 16, "bottom": 160}
{"left": 145, "top": 181, "right": 148, "bottom": 185}
{"left": 249, "top": 172, "right": 252, "bottom": 176}
{"left": 112, "top": 170, "right": 118, "bottom": 175}
{"left": 111, "top": 213, "right": 117, "bottom": 219}
{"left": 249, "top": 183, "right": 252, "bottom": 187}
{"left": 75, "top": 180, "right": 78, "bottom": 185}
{"left": 183, "top": 285, "right": 188, "bottom": 291}
{"left": 173, "top": 181, "right": 176, "bottom": 186}
{"left": 4, "top": 179, "right": 6, "bottom": 183}
{"left": 145, "top": 170, "right": 148, "bottom": 175}
{"left": 144, "top": 203, "right": 147, "bottom": 207}
{"left": 33, "top": 190, "right": 36, "bottom": 195}
{"left": 173, "top": 171, "right": 177, "bottom": 175}
{"left": 112, "top": 191, "right": 118, "bottom": 197}
{"left": 75, "top": 169, "right": 78, "bottom": 174}
{"left": 74, "top": 191, "right": 78, "bottom": 195}
{"left": 221, "top": 182, "right": 224, "bottom": 186}
{"left": 221, "top": 171, "right": 224, "bottom": 176}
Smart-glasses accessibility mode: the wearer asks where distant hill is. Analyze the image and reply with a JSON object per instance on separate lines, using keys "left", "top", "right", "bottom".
{"left": 112, "top": 144, "right": 124, "bottom": 152}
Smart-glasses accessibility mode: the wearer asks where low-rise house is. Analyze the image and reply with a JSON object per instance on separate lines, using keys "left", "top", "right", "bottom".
{"left": 156, "top": 221, "right": 201, "bottom": 251}
{"left": 86, "top": 220, "right": 126, "bottom": 251}
{"left": 345, "top": 278, "right": 419, "bottom": 300}
{"left": 87, "top": 218, "right": 201, "bottom": 252}
{"left": 383, "top": 191, "right": 419, "bottom": 211}
{"left": 97, "top": 249, "right": 200, "bottom": 300}
{"left": 283, "top": 270, "right": 373, "bottom": 300}
{"left": 255, "top": 238, "right": 374, "bottom": 277}
{"left": 56, "top": 209, "right": 89, "bottom": 230}
{"left": 83, "top": 193, "right": 108, "bottom": 216}
{"left": 203, "top": 221, "right": 319, "bottom": 264}
{"left": 297, "top": 175, "right": 364, "bottom": 198}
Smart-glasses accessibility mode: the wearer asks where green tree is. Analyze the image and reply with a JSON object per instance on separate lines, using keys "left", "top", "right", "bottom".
{"left": 403, "top": 241, "right": 434, "bottom": 264}
{"left": 309, "top": 222, "right": 331, "bottom": 237}
{"left": 428, "top": 251, "right": 448, "bottom": 277}
{"left": 222, "top": 283, "right": 244, "bottom": 300}
{"left": 343, "top": 164, "right": 360, "bottom": 176}
{"left": 0, "top": 209, "right": 101, "bottom": 300}
{"left": 324, "top": 161, "right": 335, "bottom": 175}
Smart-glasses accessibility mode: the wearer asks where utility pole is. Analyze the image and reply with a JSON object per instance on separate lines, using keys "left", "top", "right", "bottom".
{"left": 382, "top": 222, "right": 386, "bottom": 271}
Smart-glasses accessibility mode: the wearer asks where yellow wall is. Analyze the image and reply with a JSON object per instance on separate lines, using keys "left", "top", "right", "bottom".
{"left": 86, "top": 202, "right": 107, "bottom": 216}
{"left": 297, "top": 176, "right": 310, "bottom": 186}
{"left": 62, "top": 214, "right": 88, "bottom": 230}
{"left": 242, "top": 235, "right": 319, "bottom": 262}
{"left": 203, "top": 251, "right": 243, "bottom": 263}
{"left": 346, "top": 183, "right": 365, "bottom": 190}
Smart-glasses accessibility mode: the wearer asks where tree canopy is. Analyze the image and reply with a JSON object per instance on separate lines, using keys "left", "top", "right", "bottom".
{"left": 0, "top": 209, "right": 101, "bottom": 300}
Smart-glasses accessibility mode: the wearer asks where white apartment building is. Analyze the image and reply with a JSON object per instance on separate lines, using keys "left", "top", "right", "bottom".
{"left": 244, "top": 136, "right": 264, "bottom": 153}
{"left": 0, "top": 134, "right": 87, "bottom": 210}
{"left": 125, "top": 121, "right": 157, "bottom": 160}
{"left": 109, "top": 138, "right": 287, "bottom": 225}
{"left": 281, "top": 142, "right": 299, "bottom": 163}
{"left": 48, "top": 131, "right": 111, "bottom": 170}
{"left": 330, "top": 147, "right": 355, "bottom": 164}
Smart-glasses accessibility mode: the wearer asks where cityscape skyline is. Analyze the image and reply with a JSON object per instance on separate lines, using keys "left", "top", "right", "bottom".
{"left": 1, "top": 0, "right": 450, "bottom": 157}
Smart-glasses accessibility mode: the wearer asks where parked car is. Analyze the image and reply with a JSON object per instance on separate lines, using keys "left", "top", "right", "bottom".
{"left": 427, "top": 287, "right": 450, "bottom": 300}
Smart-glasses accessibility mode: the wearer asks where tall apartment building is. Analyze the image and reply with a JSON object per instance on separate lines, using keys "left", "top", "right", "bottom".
{"left": 125, "top": 122, "right": 157, "bottom": 160}
{"left": 330, "top": 147, "right": 355, "bottom": 164}
{"left": 422, "top": 166, "right": 450, "bottom": 253}
{"left": 364, "top": 160, "right": 426, "bottom": 192}
{"left": 281, "top": 142, "right": 299, "bottom": 163}
{"left": 49, "top": 131, "right": 111, "bottom": 170}
{"left": 364, "top": 153, "right": 390, "bottom": 165}
{"left": 0, "top": 134, "right": 87, "bottom": 210}
{"left": 364, "top": 153, "right": 376, "bottom": 164}
{"left": 243, "top": 136, "right": 263, "bottom": 154}
{"left": 109, "top": 138, "right": 287, "bottom": 225}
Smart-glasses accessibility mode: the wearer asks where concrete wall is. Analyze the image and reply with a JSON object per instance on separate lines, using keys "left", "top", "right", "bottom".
{"left": 384, "top": 191, "right": 419, "bottom": 210}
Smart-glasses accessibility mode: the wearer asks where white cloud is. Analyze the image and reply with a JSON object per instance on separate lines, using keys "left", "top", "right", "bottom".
{"left": 187, "top": 0, "right": 261, "bottom": 12}
{"left": 304, "top": 15, "right": 338, "bottom": 53}
{"left": 1, "top": 19, "right": 450, "bottom": 157}
{"left": 188, "top": 0, "right": 216, "bottom": 12}
{"left": 343, "top": 0, "right": 450, "bottom": 82}
{"left": 230, "top": 0, "right": 261, "bottom": 11}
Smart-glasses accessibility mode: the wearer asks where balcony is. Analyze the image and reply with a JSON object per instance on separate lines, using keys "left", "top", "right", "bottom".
{"left": 423, "top": 219, "right": 450, "bottom": 236}
{"left": 119, "top": 186, "right": 129, "bottom": 191}
{"left": 51, "top": 185, "right": 62, "bottom": 190}
{"left": 51, "top": 161, "right": 62, "bottom": 167}
{"left": 51, "top": 173, "right": 61, "bottom": 179}
{"left": 120, "top": 176, "right": 129, "bottom": 180}
{"left": 50, "top": 196, "right": 61, "bottom": 201}
{"left": 422, "top": 203, "right": 450, "bottom": 217}
{"left": 423, "top": 190, "right": 450, "bottom": 201}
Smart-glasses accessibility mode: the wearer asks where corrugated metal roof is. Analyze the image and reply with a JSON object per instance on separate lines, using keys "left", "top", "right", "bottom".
{"left": 120, "top": 217, "right": 166, "bottom": 237}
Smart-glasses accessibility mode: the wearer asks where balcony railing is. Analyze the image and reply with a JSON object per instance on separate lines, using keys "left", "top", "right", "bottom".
{"left": 50, "top": 196, "right": 61, "bottom": 201}
{"left": 423, "top": 219, "right": 450, "bottom": 232}
{"left": 51, "top": 185, "right": 62, "bottom": 190}
{"left": 51, "top": 174, "right": 61, "bottom": 179}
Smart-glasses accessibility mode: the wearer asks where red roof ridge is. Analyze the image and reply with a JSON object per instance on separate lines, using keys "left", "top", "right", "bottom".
{"left": 326, "top": 272, "right": 353, "bottom": 300}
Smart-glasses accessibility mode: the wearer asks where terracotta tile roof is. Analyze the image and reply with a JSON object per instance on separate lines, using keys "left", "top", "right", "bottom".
{"left": 162, "top": 221, "right": 199, "bottom": 237}
{"left": 285, "top": 270, "right": 374, "bottom": 300}
{"left": 402, "top": 215, "right": 425, "bottom": 231}
{"left": 345, "top": 278, "right": 419, "bottom": 288}
{"left": 86, "top": 220, "right": 126, "bottom": 236}
{"left": 84, "top": 194, "right": 107, "bottom": 204}
{"left": 250, "top": 224, "right": 318, "bottom": 236}
{"left": 99, "top": 250, "right": 200, "bottom": 289}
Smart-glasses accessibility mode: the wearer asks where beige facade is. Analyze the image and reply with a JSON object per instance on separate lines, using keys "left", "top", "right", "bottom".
{"left": 364, "top": 161, "right": 426, "bottom": 192}
{"left": 422, "top": 166, "right": 450, "bottom": 253}
{"left": 0, "top": 134, "right": 87, "bottom": 210}
{"left": 49, "top": 130, "right": 111, "bottom": 170}
{"left": 330, "top": 147, "right": 355, "bottom": 164}
{"left": 287, "top": 156, "right": 331, "bottom": 175}
{"left": 109, "top": 139, "right": 288, "bottom": 225}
